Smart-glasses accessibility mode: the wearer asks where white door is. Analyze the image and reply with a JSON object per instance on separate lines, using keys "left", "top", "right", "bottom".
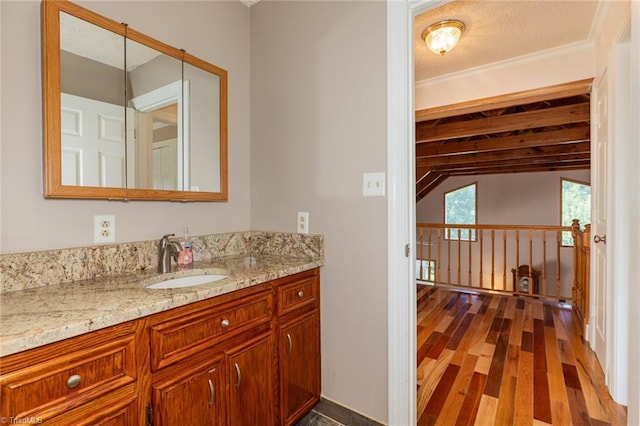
{"left": 61, "top": 93, "right": 125, "bottom": 187}
{"left": 591, "top": 71, "right": 609, "bottom": 370}
{"left": 152, "top": 138, "right": 178, "bottom": 190}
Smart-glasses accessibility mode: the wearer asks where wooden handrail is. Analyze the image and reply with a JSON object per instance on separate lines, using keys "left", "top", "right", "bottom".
{"left": 571, "top": 219, "right": 590, "bottom": 333}
{"left": 416, "top": 223, "right": 576, "bottom": 301}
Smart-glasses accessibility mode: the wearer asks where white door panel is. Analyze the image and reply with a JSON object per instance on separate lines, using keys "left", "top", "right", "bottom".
{"left": 61, "top": 93, "right": 125, "bottom": 188}
{"left": 591, "top": 71, "right": 608, "bottom": 372}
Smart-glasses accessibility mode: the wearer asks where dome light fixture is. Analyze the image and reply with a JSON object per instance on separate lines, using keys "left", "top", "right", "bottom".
{"left": 421, "top": 20, "right": 465, "bottom": 56}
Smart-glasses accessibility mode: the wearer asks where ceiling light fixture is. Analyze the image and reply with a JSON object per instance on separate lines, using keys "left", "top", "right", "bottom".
{"left": 422, "top": 20, "right": 465, "bottom": 56}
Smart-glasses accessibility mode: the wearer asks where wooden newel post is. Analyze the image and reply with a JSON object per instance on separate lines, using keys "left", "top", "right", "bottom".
{"left": 571, "top": 219, "right": 580, "bottom": 240}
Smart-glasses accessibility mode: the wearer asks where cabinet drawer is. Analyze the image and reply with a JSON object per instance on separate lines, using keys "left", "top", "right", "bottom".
{"left": 0, "top": 333, "right": 136, "bottom": 421}
{"left": 150, "top": 291, "right": 273, "bottom": 371}
{"left": 277, "top": 274, "right": 318, "bottom": 317}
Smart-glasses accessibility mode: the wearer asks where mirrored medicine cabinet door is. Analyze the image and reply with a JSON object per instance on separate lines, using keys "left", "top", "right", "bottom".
{"left": 42, "top": 0, "right": 228, "bottom": 201}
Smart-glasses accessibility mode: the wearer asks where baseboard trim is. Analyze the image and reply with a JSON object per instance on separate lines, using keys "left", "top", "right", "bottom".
{"left": 313, "top": 397, "right": 385, "bottom": 426}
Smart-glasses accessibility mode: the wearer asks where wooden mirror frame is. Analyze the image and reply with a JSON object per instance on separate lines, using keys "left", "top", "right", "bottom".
{"left": 42, "top": 0, "right": 228, "bottom": 201}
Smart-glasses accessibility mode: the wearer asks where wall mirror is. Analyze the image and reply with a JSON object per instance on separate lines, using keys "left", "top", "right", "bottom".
{"left": 42, "top": 0, "right": 228, "bottom": 201}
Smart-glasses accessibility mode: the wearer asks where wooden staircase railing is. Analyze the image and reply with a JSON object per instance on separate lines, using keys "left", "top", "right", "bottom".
{"left": 416, "top": 223, "right": 583, "bottom": 302}
{"left": 571, "top": 219, "right": 590, "bottom": 333}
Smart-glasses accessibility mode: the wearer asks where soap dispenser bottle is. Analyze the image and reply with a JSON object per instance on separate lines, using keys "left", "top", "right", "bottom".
{"left": 177, "top": 227, "right": 193, "bottom": 267}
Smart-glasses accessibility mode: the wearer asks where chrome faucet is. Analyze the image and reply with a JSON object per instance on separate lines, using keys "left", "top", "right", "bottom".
{"left": 158, "top": 234, "right": 183, "bottom": 273}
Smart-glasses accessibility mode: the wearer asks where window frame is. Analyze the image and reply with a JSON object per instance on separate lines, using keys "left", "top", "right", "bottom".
{"left": 560, "top": 177, "right": 591, "bottom": 247}
{"left": 443, "top": 182, "right": 478, "bottom": 242}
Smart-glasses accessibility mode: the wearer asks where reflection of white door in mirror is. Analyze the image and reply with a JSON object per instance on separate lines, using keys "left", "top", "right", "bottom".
{"left": 130, "top": 80, "right": 188, "bottom": 191}
{"left": 152, "top": 138, "right": 178, "bottom": 190}
{"left": 61, "top": 93, "right": 125, "bottom": 187}
{"left": 44, "top": 0, "right": 228, "bottom": 201}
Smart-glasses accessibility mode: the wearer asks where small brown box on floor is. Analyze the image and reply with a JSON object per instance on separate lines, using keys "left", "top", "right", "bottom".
{"left": 512, "top": 265, "right": 540, "bottom": 295}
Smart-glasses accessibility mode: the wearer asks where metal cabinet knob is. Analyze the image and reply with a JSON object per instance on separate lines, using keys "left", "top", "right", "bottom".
{"left": 221, "top": 319, "right": 230, "bottom": 328}
{"left": 594, "top": 234, "right": 606, "bottom": 244}
{"left": 297, "top": 290, "right": 304, "bottom": 298}
{"left": 66, "top": 374, "right": 81, "bottom": 389}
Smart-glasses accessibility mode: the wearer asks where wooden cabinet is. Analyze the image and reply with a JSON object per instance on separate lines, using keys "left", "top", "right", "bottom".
{"left": 226, "top": 333, "right": 275, "bottom": 426}
{"left": 275, "top": 269, "right": 321, "bottom": 426}
{"left": 0, "top": 268, "right": 320, "bottom": 426}
{"left": 149, "top": 284, "right": 276, "bottom": 426}
{"left": 278, "top": 311, "right": 320, "bottom": 425}
{"left": 149, "top": 289, "right": 273, "bottom": 371}
{"left": 45, "top": 391, "right": 139, "bottom": 426}
{"left": 0, "top": 321, "right": 144, "bottom": 424}
{"left": 152, "top": 356, "right": 224, "bottom": 426}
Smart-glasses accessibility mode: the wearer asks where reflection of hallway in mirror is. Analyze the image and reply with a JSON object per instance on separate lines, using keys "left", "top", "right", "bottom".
{"left": 152, "top": 138, "right": 178, "bottom": 190}
{"left": 147, "top": 105, "right": 179, "bottom": 191}
{"left": 150, "top": 105, "right": 179, "bottom": 190}
{"left": 61, "top": 93, "right": 125, "bottom": 187}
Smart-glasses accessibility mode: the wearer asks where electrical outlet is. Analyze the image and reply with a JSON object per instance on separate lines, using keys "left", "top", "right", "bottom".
{"left": 94, "top": 215, "right": 115, "bottom": 244}
{"left": 363, "top": 172, "right": 385, "bottom": 196}
{"left": 297, "top": 212, "right": 309, "bottom": 234}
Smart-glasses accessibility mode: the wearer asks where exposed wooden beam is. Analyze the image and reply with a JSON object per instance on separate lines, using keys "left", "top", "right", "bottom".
{"left": 446, "top": 162, "right": 590, "bottom": 176}
{"left": 415, "top": 79, "right": 593, "bottom": 122}
{"left": 416, "top": 173, "right": 448, "bottom": 199}
{"left": 416, "top": 127, "right": 590, "bottom": 158}
{"left": 416, "top": 103, "right": 590, "bottom": 143}
{"left": 416, "top": 167, "right": 431, "bottom": 185}
{"left": 417, "top": 142, "right": 590, "bottom": 167}
{"left": 430, "top": 153, "right": 591, "bottom": 172}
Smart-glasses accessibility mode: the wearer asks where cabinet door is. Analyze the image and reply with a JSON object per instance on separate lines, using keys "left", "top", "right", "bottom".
{"left": 153, "top": 359, "right": 224, "bottom": 426}
{"left": 226, "top": 333, "right": 275, "bottom": 426}
{"left": 279, "top": 311, "right": 320, "bottom": 425}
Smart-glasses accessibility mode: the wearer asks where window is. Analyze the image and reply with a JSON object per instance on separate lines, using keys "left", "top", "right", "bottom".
{"left": 416, "top": 259, "right": 436, "bottom": 282}
{"left": 561, "top": 178, "right": 591, "bottom": 246}
{"left": 444, "top": 183, "right": 477, "bottom": 241}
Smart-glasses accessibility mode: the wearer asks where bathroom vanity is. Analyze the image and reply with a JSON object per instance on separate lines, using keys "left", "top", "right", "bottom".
{"left": 0, "top": 251, "right": 322, "bottom": 426}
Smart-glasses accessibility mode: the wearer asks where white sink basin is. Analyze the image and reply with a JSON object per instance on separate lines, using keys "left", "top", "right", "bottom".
{"left": 145, "top": 274, "right": 227, "bottom": 289}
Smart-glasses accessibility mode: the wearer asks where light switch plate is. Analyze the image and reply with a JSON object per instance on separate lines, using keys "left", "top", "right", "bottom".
{"left": 363, "top": 172, "right": 385, "bottom": 197}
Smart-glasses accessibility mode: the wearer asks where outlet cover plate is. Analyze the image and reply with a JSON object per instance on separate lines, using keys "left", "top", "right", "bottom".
{"left": 297, "top": 211, "right": 309, "bottom": 234}
{"left": 94, "top": 214, "right": 115, "bottom": 244}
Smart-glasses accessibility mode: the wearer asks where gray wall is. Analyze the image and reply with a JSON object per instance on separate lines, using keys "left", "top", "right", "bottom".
{"left": 1, "top": 0, "right": 389, "bottom": 422}
{"left": 250, "top": 1, "right": 388, "bottom": 422}
{"left": 1, "top": 0, "right": 251, "bottom": 253}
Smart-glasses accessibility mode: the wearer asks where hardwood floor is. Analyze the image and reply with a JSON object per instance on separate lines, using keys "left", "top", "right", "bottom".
{"left": 416, "top": 285, "right": 627, "bottom": 425}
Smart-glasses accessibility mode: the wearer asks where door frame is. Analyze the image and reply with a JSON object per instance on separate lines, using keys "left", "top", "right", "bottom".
{"left": 600, "top": 25, "right": 632, "bottom": 404}
{"left": 387, "top": 1, "right": 639, "bottom": 424}
{"left": 386, "top": 1, "right": 449, "bottom": 424}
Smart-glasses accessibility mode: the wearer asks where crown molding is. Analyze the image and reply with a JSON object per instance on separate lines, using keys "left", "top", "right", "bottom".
{"left": 415, "top": 40, "right": 595, "bottom": 88}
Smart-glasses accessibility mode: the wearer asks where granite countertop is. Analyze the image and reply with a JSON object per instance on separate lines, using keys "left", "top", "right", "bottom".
{"left": 0, "top": 254, "right": 323, "bottom": 357}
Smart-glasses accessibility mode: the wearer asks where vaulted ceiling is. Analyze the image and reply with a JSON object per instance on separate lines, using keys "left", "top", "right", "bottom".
{"left": 414, "top": 2, "right": 599, "bottom": 202}
{"left": 415, "top": 79, "right": 592, "bottom": 202}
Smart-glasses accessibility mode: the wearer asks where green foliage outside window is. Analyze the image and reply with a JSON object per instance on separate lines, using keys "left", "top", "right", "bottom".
{"left": 561, "top": 179, "right": 591, "bottom": 246}
{"left": 445, "top": 183, "right": 476, "bottom": 241}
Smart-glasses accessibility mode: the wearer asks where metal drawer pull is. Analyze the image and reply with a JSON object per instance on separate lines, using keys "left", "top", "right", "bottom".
{"left": 221, "top": 319, "right": 230, "bottom": 328}
{"left": 287, "top": 333, "right": 293, "bottom": 355}
{"left": 297, "top": 290, "right": 304, "bottom": 298}
{"left": 208, "top": 379, "right": 215, "bottom": 407}
{"left": 234, "top": 363, "right": 241, "bottom": 388}
{"left": 66, "top": 374, "right": 81, "bottom": 389}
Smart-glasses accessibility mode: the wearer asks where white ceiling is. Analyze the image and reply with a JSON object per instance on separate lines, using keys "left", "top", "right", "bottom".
{"left": 414, "top": 0, "right": 600, "bottom": 82}
{"left": 61, "top": 11, "right": 162, "bottom": 71}
{"left": 64, "top": 1, "right": 600, "bottom": 81}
